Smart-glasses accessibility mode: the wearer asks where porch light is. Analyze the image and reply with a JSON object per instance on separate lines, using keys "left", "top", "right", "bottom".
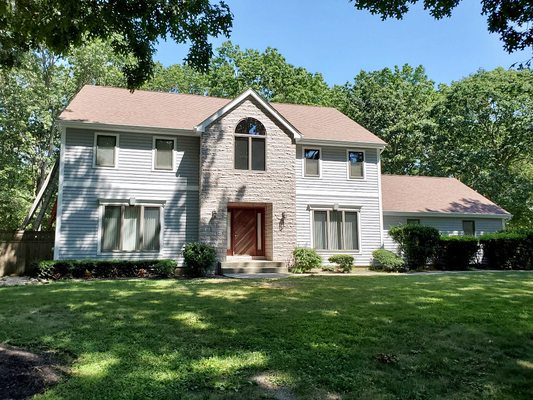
{"left": 333, "top": 203, "right": 339, "bottom": 210}
{"left": 129, "top": 197, "right": 136, "bottom": 206}
{"left": 212, "top": 210, "right": 217, "bottom": 219}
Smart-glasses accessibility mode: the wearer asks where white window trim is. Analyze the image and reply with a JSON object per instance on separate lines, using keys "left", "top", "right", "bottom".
{"left": 152, "top": 136, "right": 177, "bottom": 172}
{"left": 346, "top": 148, "right": 366, "bottom": 180}
{"left": 302, "top": 147, "right": 322, "bottom": 178}
{"left": 233, "top": 132, "right": 267, "bottom": 172}
{"left": 309, "top": 206, "right": 362, "bottom": 253}
{"left": 93, "top": 132, "right": 119, "bottom": 169}
{"left": 97, "top": 199, "right": 165, "bottom": 254}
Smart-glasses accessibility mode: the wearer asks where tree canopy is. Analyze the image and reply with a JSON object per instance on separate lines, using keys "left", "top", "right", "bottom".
{"left": 351, "top": 1, "right": 533, "bottom": 56}
{"left": 0, "top": 0, "right": 232, "bottom": 89}
{"left": 0, "top": 41, "right": 531, "bottom": 229}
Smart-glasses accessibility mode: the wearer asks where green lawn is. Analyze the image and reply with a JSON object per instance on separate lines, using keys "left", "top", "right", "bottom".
{"left": 0, "top": 273, "right": 532, "bottom": 399}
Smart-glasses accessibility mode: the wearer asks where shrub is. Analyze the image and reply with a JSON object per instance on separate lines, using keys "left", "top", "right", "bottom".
{"left": 37, "top": 259, "right": 178, "bottom": 280}
{"left": 389, "top": 224, "right": 440, "bottom": 270}
{"left": 291, "top": 247, "right": 322, "bottom": 273}
{"left": 328, "top": 254, "right": 354, "bottom": 273}
{"left": 479, "top": 231, "right": 533, "bottom": 270}
{"left": 182, "top": 242, "right": 217, "bottom": 277}
{"left": 371, "top": 249, "right": 406, "bottom": 272}
{"left": 434, "top": 236, "right": 479, "bottom": 270}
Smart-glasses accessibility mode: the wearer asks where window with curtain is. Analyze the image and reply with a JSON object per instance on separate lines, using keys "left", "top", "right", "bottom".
{"left": 312, "top": 209, "right": 359, "bottom": 251}
{"left": 154, "top": 138, "right": 175, "bottom": 170}
{"left": 348, "top": 150, "right": 364, "bottom": 179}
{"left": 101, "top": 205, "right": 161, "bottom": 252}
{"left": 95, "top": 134, "right": 117, "bottom": 167}
{"left": 304, "top": 148, "right": 320, "bottom": 177}
{"left": 234, "top": 118, "right": 266, "bottom": 171}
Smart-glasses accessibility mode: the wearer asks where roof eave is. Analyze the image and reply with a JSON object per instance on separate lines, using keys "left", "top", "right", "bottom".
{"left": 383, "top": 210, "right": 512, "bottom": 219}
{"left": 57, "top": 120, "right": 197, "bottom": 136}
{"left": 299, "top": 138, "right": 386, "bottom": 149}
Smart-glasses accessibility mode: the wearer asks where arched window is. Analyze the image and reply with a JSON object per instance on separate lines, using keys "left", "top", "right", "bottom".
{"left": 234, "top": 118, "right": 266, "bottom": 171}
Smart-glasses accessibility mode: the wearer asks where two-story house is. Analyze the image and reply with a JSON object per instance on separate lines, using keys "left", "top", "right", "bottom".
{"left": 55, "top": 86, "right": 509, "bottom": 271}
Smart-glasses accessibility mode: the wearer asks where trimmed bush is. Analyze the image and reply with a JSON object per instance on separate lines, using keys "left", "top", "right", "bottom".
{"left": 479, "top": 231, "right": 533, "bottom": 270}
{"left": 37, "top": 259, "right": 178, "bottom": 280}
{"left": 434, "top": 236, "right": 479, "bottom": 270}
{"left": 291, "top": 247, "right": 322, "bottom": 273}
{"left": 328, "top": 254, "right": 354, "bottom": 273}
{"left": 389, "top": 224, "right": 440, "bottom": 270}
{"left": 371, "top": 249, "right": 406, "bottom": 272}
{"left": 182, "top": 242, "right": 217, "bottom": 277}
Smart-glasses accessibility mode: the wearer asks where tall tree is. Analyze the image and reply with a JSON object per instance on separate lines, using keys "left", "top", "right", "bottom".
{"left": 338, "top": 65, "right": 438, "bottom": 174}
{"left": 427, "top": 68, "right": 533, "bottom": 227}
{"left": 0, "top": 0, "right": 232, "bottom": 88}
{"left": 0, "top": 41, "right": 127, "bottom": 230}
{"left": 351, "top": 1, "right": 533, "bottom": 58}
{"left": 207, "top": 42, "right": 333, "bottom": 105}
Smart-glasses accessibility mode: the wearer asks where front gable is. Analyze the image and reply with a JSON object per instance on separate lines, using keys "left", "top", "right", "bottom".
{"left": 195, "top": 89, "right": 302, "bottom": 141}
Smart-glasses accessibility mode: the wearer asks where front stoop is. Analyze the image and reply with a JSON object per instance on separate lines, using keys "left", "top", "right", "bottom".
{"left": 221, "top": 261, "right": 287, "bottom": 274}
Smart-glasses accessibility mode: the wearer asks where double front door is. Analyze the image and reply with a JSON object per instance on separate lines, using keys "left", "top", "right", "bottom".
{"left": 227, "top": 207, "right": 265, "bottom": 256}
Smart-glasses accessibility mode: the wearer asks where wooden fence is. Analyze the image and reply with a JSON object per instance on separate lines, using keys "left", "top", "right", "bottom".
{"left": 0, "top": 231, "right": 55, "bottom": 276}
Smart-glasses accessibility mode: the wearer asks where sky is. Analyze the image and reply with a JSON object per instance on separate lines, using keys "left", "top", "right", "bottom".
{"left": 154, "top": 0, "right": 531, "bottom": 86}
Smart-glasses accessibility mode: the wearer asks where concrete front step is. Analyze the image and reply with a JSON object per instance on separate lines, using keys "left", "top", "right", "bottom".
{"left": 221, "top": 261, "right": 287, "bottom": 274}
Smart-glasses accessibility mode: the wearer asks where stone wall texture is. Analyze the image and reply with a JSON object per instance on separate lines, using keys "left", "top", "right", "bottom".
{"left": 199, "top": 97, "right": 297, "bottom": 264}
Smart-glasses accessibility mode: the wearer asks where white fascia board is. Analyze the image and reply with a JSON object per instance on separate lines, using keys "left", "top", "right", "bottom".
{"left": 58, "top": 120, "right": 197, "bottom": 136}
{"left": 298, "top": 138, "right": 386, "bottom": 150}
{"left": 195, "top": 88, "right": 302, "bottom": 140}
{"left": 383, "top": 211, "right": 512, "bottom": 219}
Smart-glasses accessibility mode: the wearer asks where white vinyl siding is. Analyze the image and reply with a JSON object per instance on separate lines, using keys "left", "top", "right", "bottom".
{"left": 58, "top": 128, "right": 200, "bottom": 264}
{"left": 296, "top": 145, "right": 382, "bottom": 265}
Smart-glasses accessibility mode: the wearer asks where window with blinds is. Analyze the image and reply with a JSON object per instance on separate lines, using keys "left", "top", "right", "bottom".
{"left": 312, "top": 209, "right": 359, "bottom": 251}
{"left": 101, "top": 205, "right": 161, "bottom": 252}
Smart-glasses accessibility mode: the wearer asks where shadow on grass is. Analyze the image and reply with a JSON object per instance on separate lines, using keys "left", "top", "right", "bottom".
{"left": 0, "top": 272, "right": 532, "bottom": 399}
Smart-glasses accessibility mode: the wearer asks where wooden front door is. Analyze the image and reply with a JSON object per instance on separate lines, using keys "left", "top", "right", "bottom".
{"left": 228, "top": 207, "right": 265, "bottom": 256}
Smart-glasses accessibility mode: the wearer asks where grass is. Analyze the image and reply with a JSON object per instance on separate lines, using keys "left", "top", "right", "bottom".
{"left": 0, "top": 272, "right": 532, "bottom": 399}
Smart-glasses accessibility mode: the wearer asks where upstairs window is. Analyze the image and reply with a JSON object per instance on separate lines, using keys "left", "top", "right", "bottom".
{"left": 153, "top": 137, "right": 176, "bottom": 170}
{"left": 95, "top": 134, "right": 118, "bottom": 167}
{"left": 304, "top": 148, "right": 321, "bottom": 177}
{"left": 347, "top": 150, "right": 365, "bottom": 179}
{"left": 463, "top": 220, "right": 475, "bottom": 236}
{"left": 234, "top": 118, "right": 266, "bottom": 171}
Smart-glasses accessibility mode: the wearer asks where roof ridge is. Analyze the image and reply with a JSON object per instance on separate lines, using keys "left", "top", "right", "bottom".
{"left": 84, "top": 84, "right": 338, "bottom": 110}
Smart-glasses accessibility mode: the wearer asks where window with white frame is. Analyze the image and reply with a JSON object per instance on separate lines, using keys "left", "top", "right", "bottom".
{"left": 234, "top": 118, "right": 266, "bottom": 171}
{"left": 153, "top": 137, "right": 176, "bottom": 170}
{"left": 95, "top": 134, "right": 118, "bottom": 167}
{"left": 304, "top": 148, "right": 320, "bottom": 177}
{"left": 312, "top": 209, "right": 359, "bottom": 251}
{"left": 101, "top": 204, "right": 162, "bottom": 252}
{"left": 347, "top": 150, "right": 364, "bottom": 179}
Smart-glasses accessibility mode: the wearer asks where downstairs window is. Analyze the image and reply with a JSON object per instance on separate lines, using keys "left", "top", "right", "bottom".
{"left": 313, "top": 209, "right": 359, "bottom": 251}
{"left": 101, "top": 205, "right": 161, "bottom": 252}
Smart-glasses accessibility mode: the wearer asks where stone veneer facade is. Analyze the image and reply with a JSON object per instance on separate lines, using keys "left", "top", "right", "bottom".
{"left": 199, "top": 96, "right": 297, "bottom": 264}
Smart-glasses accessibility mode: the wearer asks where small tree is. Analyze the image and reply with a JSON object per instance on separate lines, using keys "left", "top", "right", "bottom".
{"left": 389, "top": 224, "right": 440, "bottom": 270}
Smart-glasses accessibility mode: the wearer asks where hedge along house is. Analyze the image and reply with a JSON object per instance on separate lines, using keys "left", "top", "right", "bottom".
{"left": 54, "top": 85, "right": 509, "bottom": 272}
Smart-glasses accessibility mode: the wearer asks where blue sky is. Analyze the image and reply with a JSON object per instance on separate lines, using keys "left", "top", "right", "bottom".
{"left": 154, "top": 0, "right": 530, "bottom": 86}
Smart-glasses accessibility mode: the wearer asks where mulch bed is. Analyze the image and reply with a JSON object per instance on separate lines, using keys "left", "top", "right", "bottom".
{"left": 0, "top": 345, "right": 67, "bottom": 399}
